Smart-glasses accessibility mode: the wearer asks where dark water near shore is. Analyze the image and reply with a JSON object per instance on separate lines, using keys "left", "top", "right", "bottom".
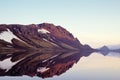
{"left": 0, "top": 52, "right": 120, "bottom": 80}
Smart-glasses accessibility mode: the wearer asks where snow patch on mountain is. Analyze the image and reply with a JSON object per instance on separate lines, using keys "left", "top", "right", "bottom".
{"left": 37, "top": 67, "right": 50, "bottom": 73}
{"left": 0, "top": 29, "right": 21, "bottom": 43}
{"left": 0, "top": 58, "right": 20, "bottom": 72}
{"left": 38, "top": 28, "right": 50, "bottom": 34}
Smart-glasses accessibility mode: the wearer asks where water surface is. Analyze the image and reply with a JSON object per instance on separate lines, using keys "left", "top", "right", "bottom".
{"left": 0, "top": 52, "right": 120, "bottom": 80}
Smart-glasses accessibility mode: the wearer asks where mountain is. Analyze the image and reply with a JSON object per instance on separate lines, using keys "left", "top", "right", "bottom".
{"left": 111, "top": 48, "right": 120, "bottom": 53}
{"left": 97, "top": 45, "right": 120, "bottom": 56}
{"left": 97, "top": 46, "right": 110, "bottom": 55}
{"left": 108, "top": 44, "right": 120, "bottom": 49}
{"left": 0, "top": 23, "right": 86, "bottom": 53}
{"left": 99, "top": 46, "right": 110, "bottom": 51}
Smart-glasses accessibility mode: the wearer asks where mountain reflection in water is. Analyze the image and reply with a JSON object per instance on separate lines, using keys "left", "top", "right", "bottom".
{"left": 0, "top": 50, "right": 120, "bottom": 79}
{"left": 0, "top": 50, "right": 92, "bottom": 78}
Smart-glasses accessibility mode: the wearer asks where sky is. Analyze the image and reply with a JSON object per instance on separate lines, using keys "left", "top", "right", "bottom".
{"left": 0, "top": 0, "right": 120, "bottom": 48}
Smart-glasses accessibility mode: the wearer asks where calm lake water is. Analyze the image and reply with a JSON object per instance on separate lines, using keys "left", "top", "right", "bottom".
{"left": 0, "top": 52, "right": 120, "bottom": 80}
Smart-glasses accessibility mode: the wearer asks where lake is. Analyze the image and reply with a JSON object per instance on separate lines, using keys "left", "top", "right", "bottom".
{"left": 0, "top": 51, "right": 120, "bottom": 80}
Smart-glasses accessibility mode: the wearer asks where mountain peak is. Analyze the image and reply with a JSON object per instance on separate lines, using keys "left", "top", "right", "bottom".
{"left": 100, "top": 45, "right": 109, "bottom": 50}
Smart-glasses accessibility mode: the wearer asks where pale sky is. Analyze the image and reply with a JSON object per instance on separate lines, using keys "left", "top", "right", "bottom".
{"left": 0, "top": 0, "right": 120, "bottom": 48}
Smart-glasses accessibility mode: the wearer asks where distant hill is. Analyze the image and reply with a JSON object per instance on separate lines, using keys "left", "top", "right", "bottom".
{"left": 108, "top": 44, "right": 120, "bottom": 49}
{"left": 99, "top": 46, "right": 110, "bottom": 51}
{"left": 111, "top": 48, "right": 120, "bottom": 53}
{"left": 98, "top": 45, "right": 120, "bottom": 55}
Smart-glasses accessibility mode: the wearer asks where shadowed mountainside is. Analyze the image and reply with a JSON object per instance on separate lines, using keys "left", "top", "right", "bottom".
{"left": 0, "top": 23, "right": 90, "bottom": 53}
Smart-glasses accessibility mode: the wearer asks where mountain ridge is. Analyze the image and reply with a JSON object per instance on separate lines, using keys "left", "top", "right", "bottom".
{"left": 0, "top": 23, "right": 90, "bottom": 52}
